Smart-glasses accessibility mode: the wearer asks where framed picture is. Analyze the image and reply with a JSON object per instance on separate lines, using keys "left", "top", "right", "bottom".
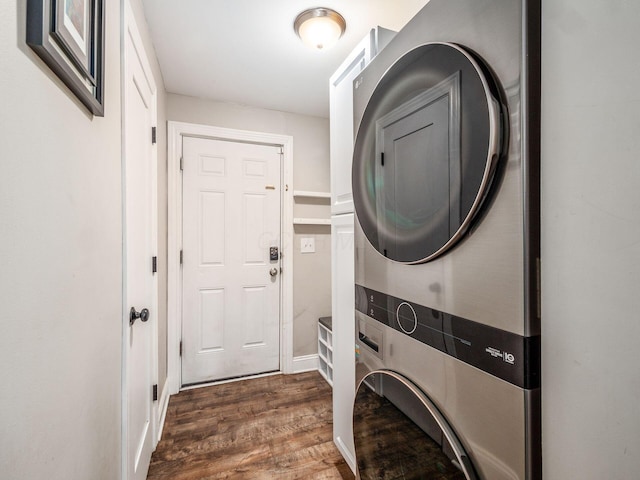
{"left": 27, "top": 0, "right": 105, "bottom": 116}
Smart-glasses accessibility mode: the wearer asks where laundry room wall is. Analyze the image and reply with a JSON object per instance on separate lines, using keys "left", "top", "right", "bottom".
{"left": 167, "top": 93, "right": 332, "bottom": 359}
{"left": 0, "top": 1, "right": 123, "bottom": 479}
{"left": 541, "top": 0, "right": 640, "bottom": 478}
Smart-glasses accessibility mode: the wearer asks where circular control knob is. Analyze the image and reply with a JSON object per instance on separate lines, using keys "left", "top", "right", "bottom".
{"left": 396, "top": 302, "right": 417, "bottom": 335}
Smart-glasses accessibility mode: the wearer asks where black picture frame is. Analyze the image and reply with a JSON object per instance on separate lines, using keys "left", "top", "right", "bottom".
{"left": 26, "top": 0, "right": 105, "bottom": 116}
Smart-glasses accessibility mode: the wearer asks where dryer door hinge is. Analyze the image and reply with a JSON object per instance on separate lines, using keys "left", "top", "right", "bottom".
{"left": 151, "top": 126, "right": 157, "bottom": 145}
{"left": 152, "top": 384, "right": 158, "bottom": 402}
{"left": 152, "top": 256, "right": 157, "bottom": 274}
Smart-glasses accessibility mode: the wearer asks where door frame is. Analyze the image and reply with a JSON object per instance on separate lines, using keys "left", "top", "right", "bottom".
{"left": 121, "top": 0, "right": 159, "bottom": 477}
{"left": 167, "top": 121, "right": 294, "bottom": 394}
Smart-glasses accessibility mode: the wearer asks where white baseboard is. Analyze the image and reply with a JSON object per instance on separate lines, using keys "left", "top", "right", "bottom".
{"left": 292, "top": 354, "right": 319, "bottom": 373}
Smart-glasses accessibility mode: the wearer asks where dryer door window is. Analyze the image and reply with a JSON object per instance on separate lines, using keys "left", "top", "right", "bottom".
{"left": 353, "top": 43, "right": 505, "bottom": 264}
{"left": 353, "top": 370, "right": 478, "bottom": 480}
{"left": 375, "top": 74, "right": 460, "bottom": 260}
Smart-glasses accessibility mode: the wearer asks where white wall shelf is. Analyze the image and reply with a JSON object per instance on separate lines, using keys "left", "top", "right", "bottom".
{"left": 293, "top": 190, "right": 331, "bottom": 200}
{"left": 293, "top": 217, "right": 331, "bottom": 226}
{"left": 293, "top": 190, "right": 330, "bottom": 225}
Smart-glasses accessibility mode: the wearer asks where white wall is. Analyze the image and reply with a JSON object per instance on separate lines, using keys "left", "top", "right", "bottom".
{"left": 0, "top": 1, "right": 123, "bottom": 479}
{"left": 167, "top": 94, "right": 332, "bottom": 357}
{"left": 541, "top": 1, "right": 640, "bottom": 478}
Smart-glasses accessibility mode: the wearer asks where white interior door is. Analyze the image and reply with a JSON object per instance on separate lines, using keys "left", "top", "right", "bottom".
{"left": 181, "top": 136, "right": 281, "bottom": 386}
{"left": 123, "top": 4, "right": 157, "bottom": 480}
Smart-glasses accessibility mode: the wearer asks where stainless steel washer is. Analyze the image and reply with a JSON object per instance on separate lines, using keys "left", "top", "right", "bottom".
{"left": 352, "top": 1, "right": 541, "bottom": 479}
{"left": 353, "top": 370, "right": 477, "bottom": 480}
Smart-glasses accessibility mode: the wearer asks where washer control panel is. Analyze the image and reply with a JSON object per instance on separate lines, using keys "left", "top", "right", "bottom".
{"left": 355, "top": 284, "right": 540, "bottom": 390}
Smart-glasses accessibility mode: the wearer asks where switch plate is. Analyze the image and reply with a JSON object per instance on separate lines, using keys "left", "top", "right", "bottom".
{"left": 301, "top": 237, "right": 315, "bottom": 253}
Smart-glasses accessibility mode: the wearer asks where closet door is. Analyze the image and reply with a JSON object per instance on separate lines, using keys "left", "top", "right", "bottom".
{"left": 331, "top": 213, "right": 355, "bottom": 466}
{"left": 329, "top": 27, "right": 395, "bottom": 472}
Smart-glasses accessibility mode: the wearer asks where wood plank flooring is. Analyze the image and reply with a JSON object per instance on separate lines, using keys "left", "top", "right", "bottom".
{"left": 147, "top": 371, "right": 355, "bottom": 480}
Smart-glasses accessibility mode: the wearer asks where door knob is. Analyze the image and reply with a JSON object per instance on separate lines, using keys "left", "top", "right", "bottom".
{"left": 269, "top": 268, "right": 278, "bottom": 277}
{"left": 130, "top": 307, "right": 150, "bottom": 326}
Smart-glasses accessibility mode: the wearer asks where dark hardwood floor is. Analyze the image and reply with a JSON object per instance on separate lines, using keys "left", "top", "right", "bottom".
{"left": 147, "top": 371, "right": 355, "bottom": 480}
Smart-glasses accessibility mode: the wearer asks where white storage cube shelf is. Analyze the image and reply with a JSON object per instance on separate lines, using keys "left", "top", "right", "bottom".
{"left": 318, "top": 317, "right": 333, "bottom": 386}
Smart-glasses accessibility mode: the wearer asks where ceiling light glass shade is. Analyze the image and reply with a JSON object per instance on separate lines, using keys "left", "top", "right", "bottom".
{"left": 294, "top": 8, "right": 346, "bottom": 50}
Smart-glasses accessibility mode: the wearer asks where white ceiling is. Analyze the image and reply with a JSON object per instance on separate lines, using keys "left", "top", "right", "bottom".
{"left": 141, "top": 0, "right": 429, "bottom": 118}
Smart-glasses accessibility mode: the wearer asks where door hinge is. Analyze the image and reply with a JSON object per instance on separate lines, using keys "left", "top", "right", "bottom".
{"left": 536, "top": 257, "right": 541, "bottom": 319}
{"left": 179, "top": 340, "right": 183, "bottom": 357}
{"left": 381, "top": 152, "right": 385, "bottom": 166}
{"left": 151, "top": 126, "right": 157, "bottom": 145}
{"left": 179, "top": 250, "right": 183, "bottom": 265}
{"left": 180, "top": 157, "right": 184, "bottom": 171}
{"left": 152, "top": 256, "right": 157, "bottom": 274}
{"left": 278, "top": 146, "right": 284, "bottom": 154}
{"left": 152, "top": 384, "right": 158, "bottom": 402}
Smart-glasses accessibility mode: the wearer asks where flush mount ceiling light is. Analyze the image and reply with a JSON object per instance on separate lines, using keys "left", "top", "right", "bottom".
{"left": 294, "top": 7, "right": 346, "bottom": 50}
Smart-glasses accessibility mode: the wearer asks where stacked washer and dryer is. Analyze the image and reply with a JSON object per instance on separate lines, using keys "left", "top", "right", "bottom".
{"left": 349, "top": 0, "right": 541, "bottom": 479}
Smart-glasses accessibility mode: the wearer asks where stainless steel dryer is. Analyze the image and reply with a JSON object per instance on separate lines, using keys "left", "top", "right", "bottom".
{"left": 351, "top": 0, "right": 541, "bottom": 479}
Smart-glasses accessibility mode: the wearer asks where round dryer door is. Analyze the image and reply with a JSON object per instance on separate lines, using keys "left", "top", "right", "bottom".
{"left": 352, "top": 42, "right": 506, "bottom": 264}
{"left": 353, "top": 370, "right": 477, "bottom": 480}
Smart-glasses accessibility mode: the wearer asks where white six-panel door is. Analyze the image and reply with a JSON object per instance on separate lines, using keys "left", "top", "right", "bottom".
{"left": 181, "top": 137, "right": 281, "bottom": 385}
{"left": 123, "top": 2, "right": 157, "bottom": 479}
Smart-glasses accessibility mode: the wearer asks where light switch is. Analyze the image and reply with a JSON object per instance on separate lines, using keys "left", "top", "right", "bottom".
{"left": 301, "top": 237, "right": 315, "bottom": 253}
